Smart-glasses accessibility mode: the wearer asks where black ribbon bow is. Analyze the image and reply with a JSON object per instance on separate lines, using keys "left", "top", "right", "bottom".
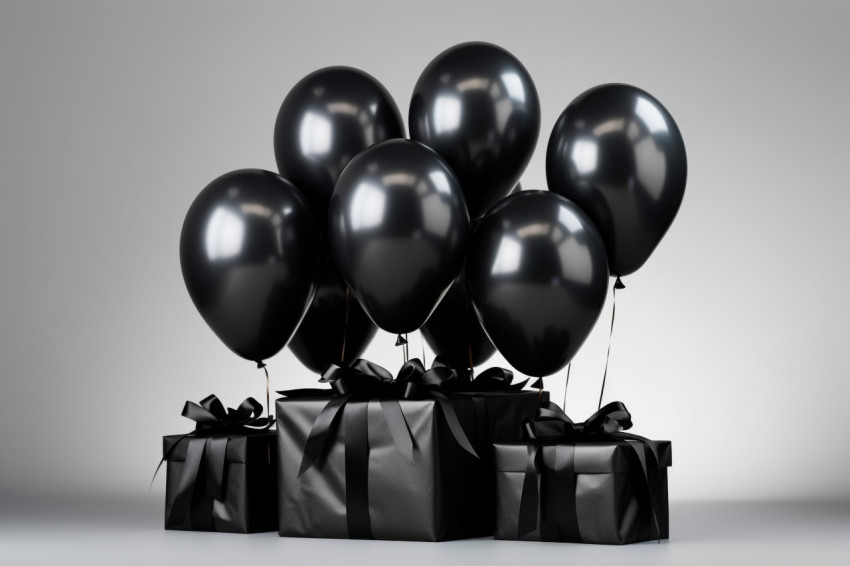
{"left": 517, "top": 401, "right": 663, "bottom": 542}
{"left": 278, "top": 357, "right": 482, "bottom": 539}
{"left": 153, "top": 394, "right": 270, "bottom": 530}
{"left": 427, "top": 355, "right": 528, "bottom": 393}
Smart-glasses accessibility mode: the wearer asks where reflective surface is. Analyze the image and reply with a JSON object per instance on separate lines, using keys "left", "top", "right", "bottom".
{"left": 180, "top": 169, "right": 321, "bottom": 362}
{"left": 410, "top": 42, "right": 540, "bottom": 218}
{"left": 420, "top": 273, "right": 496, "bottom": 369}
{"left": 329, "top": 139, "right": 469, "bottom": 334}
{"left": 546, "top": 84, "right": 687, "bottom": 276}
{"left": 288, "top": 254, "right": 378, "bottom": 374}
{"left": 466, "top": 191, "right": 609, "bottom": 377}
{"left": 274, "top": 66, "right": 405, "bottom": 225}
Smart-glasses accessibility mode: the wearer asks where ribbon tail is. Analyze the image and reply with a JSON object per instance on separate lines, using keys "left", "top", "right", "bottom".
{"left": 151, "top": 432, "right": 195, "bottom": 492}
{"left": 379, "top": 399, "right": 414, "bottom": 462}
{"left": 205, "top": 436, "right": 228, "bottom": 501}
{"left": 517, "top": 444, "right": 540, "bottom": 537}
{"left": 298, "top": 394, "right": 351, "bottom": 478}
{"left": 615, "top": 432, "right": 663, "bottom": 542}
{"left": 278, "top": 388, "right": 334, "bottom": 398}
{"left": 549, "top": 444, "right": 579, "bottom": 542}
{"left": 344, "top": 400, "right": 373, "bottom": 539}
{"left": 431, "top": 391, "right": 478, "bottom": 458}
{"left": 166, "top": 437, "right": 206, "bottom": 528}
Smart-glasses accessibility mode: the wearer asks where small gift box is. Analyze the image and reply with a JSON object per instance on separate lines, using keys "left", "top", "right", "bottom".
{"left": 494, "top": 401, "right": 671, "bottom": 545}
{"left": 277, "top": 357, "right": 538, "bottom": 541}
{"left": 160, "top": 395, "right": 277, "bottom": 533}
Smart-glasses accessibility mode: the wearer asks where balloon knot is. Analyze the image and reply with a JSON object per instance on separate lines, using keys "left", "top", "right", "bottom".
{"left": 395, "top": 334, "right": 408, "bottom": 346}
{"left": 256, "top": 361, "right": 266, "bottom": 369}
{"left": 614, "top": 277, "right": 625, "bottom": 290}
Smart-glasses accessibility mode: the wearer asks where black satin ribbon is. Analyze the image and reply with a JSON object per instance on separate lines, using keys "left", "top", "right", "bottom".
{"left": 517, "top": 400, "right": 662, "bottom": 542}
{"left": 427, "top": 355, "right": 529, "bottom": 393}
{"left": 278, "top": 357, "right": 482, "bottom": 539}
{"left": 598, "top": 277, "right": 624, "bottom": 409}
{"left": 153, "top": 394, "right": 270, "bottom": 529}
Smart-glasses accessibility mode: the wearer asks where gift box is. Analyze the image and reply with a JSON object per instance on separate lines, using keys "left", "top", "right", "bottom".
{"left": 494, "top": 401, "right": 671, "bottom": 545}
{"left": 447, "top": 363, "right": 548, "bottom": 531}
{"left": 276, "top": 358, "right": 542, "bottom": 541}
{"left": 161, "top": 395, "right": 277, "bottom": 533}
{"left": 445, "top": 361, "right": 547, "bottom": 444}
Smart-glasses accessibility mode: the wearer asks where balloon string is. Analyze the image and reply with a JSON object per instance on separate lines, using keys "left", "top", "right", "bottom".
{"left": 257, "top": 361, "right": 271, "bottom": 464}
{"left": 467, "top": 337, "right": 475, "bottom": 381}
{"left": 466, "top": 299, "right": 475, "bottom": 381}
{"left": 396, "top": 334, "right": 408, "bottom": 364}
{"left": 405, "top": 333, "right": 409, "bottom": 363}
{"left": 598, "top": 277, "right": 625, "bottom": 410}
{"left": 420, "top": 330, "right": 426, "bottom": 367}
{"left": 341, "top": 287, "right": 351, "bottom": 364}
{"left": 537, "top": 376, "right": 545, "bottom": 403}
{"left": 562, "top": 363, "right": 571, "bottom": 411}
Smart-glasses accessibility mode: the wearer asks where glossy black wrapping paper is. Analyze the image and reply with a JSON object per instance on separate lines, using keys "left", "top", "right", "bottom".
{"left": 276, "top": 391, "right": 544, "bottom": 541}
{"left": 163, "top": 432, "right": 277, "bottom": 533}
{"left": 494, "top": 440, "right": 671, "bottom": 544}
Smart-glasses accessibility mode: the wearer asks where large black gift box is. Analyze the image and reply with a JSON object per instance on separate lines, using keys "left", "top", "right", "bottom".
{"left": 162, "top": 395, "right": 277, "bottom": 533}
{"left": 275, "top": 358, "right": 545, "bottom": 541}
{"left": 493, "top": 401, "right": 671, "bottom": 545}
{"left": 277, "top": 396, "right": 485, "bottom": 541}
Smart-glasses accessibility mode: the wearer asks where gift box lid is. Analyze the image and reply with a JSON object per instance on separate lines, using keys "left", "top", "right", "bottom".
{"left": 494, "top": 440, "right": 671, "bottom": 474}
{"left": 163, "top": 431, "right": 274, "bottom": 464}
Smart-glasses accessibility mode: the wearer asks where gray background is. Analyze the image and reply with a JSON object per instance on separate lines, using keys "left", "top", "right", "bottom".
{"left": 1, "top": 0, "right": 848, "bottom": 512}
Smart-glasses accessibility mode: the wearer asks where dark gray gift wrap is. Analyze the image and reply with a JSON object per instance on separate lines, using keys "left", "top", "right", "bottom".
{"left": 456, "top": 389, "right": 548, "bottom": 529}
{"left": 161, "top": 395, "right": 277, "bottom": 533}
{"left": 276, "top": 396, "right": 487, "bottom": 541}
{"left": 163, "top": 432, "right": 277, "bottom": 533}
{"left": 492, "top": 400, "right": 672, "bottom": 545}
{"left": 276, "top": 358, "right": 546, "bottom": 541}
{"left": 494, "top": 439, "right": 671, "bottom": 544}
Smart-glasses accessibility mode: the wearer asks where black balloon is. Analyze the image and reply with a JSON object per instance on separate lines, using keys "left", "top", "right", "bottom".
{"left": 180, "top": 169, "right": 321, "bottom": 362}
{"left": 288, "top": 254, "right": 378, "bottom": 373}
{"left": 466, "top": 191, "right": 609, "bottom": 378}
{"left": 420, "top": 273, "right": 496, "bottom": 369}
{"left": 410, "top": 42, "right": 540, "bottom": 218}
{"left": 546, "top": 84, "right": 687, "bottom": 276}
{"left": 274, "top": 66, "right": 405, "bottom": 223}
{"left": 329, "top": 139, "right": 470, "bottom": 334}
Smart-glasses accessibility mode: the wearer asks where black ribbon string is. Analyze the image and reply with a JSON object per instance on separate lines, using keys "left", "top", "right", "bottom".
{"left": 466, "top": 310, "right": 475, "bottom": 380}
{"left": 562, "top": 363, "right": 571, "bottom": 411}
{"left": 257, "top": 361, "right": 270, "bottom": 426}
{"left": 279, "top": 355, "right": 524, "bottom": 539}
{"left": 257, "top": 361, "right": 271, "bottom": 463}
{"left": 516, "top": 400, "right": 662, "bottom": 542}
{"left": 395, "top": 333, "right": 410, "bottom": 363}
{"left": 598, "top": 277, "right": 625, "bottom": 410}
{"left": 341, "top": 287, "right": 351, "bottom": 364}
{"left": 420, "top": 330, "right": 426, "bottom": 367}
{"left": 151, "top": 395, "right": 270, "bottom": 528}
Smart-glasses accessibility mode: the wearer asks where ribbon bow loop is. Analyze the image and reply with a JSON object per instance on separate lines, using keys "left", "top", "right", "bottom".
{"left": 289, "top": 356, "right": 479, "bottom": 479}
{"left": 471, "top": 366, "right": 527, "bottom": 391}
{"left": 524, "top": 401, "right": 634, "bottom": 441}
{"left": 181, "top": 394, "right": 268, "bottom": 433}
{"left": 320, "top": 359, "right": 396, "bottom": 397}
